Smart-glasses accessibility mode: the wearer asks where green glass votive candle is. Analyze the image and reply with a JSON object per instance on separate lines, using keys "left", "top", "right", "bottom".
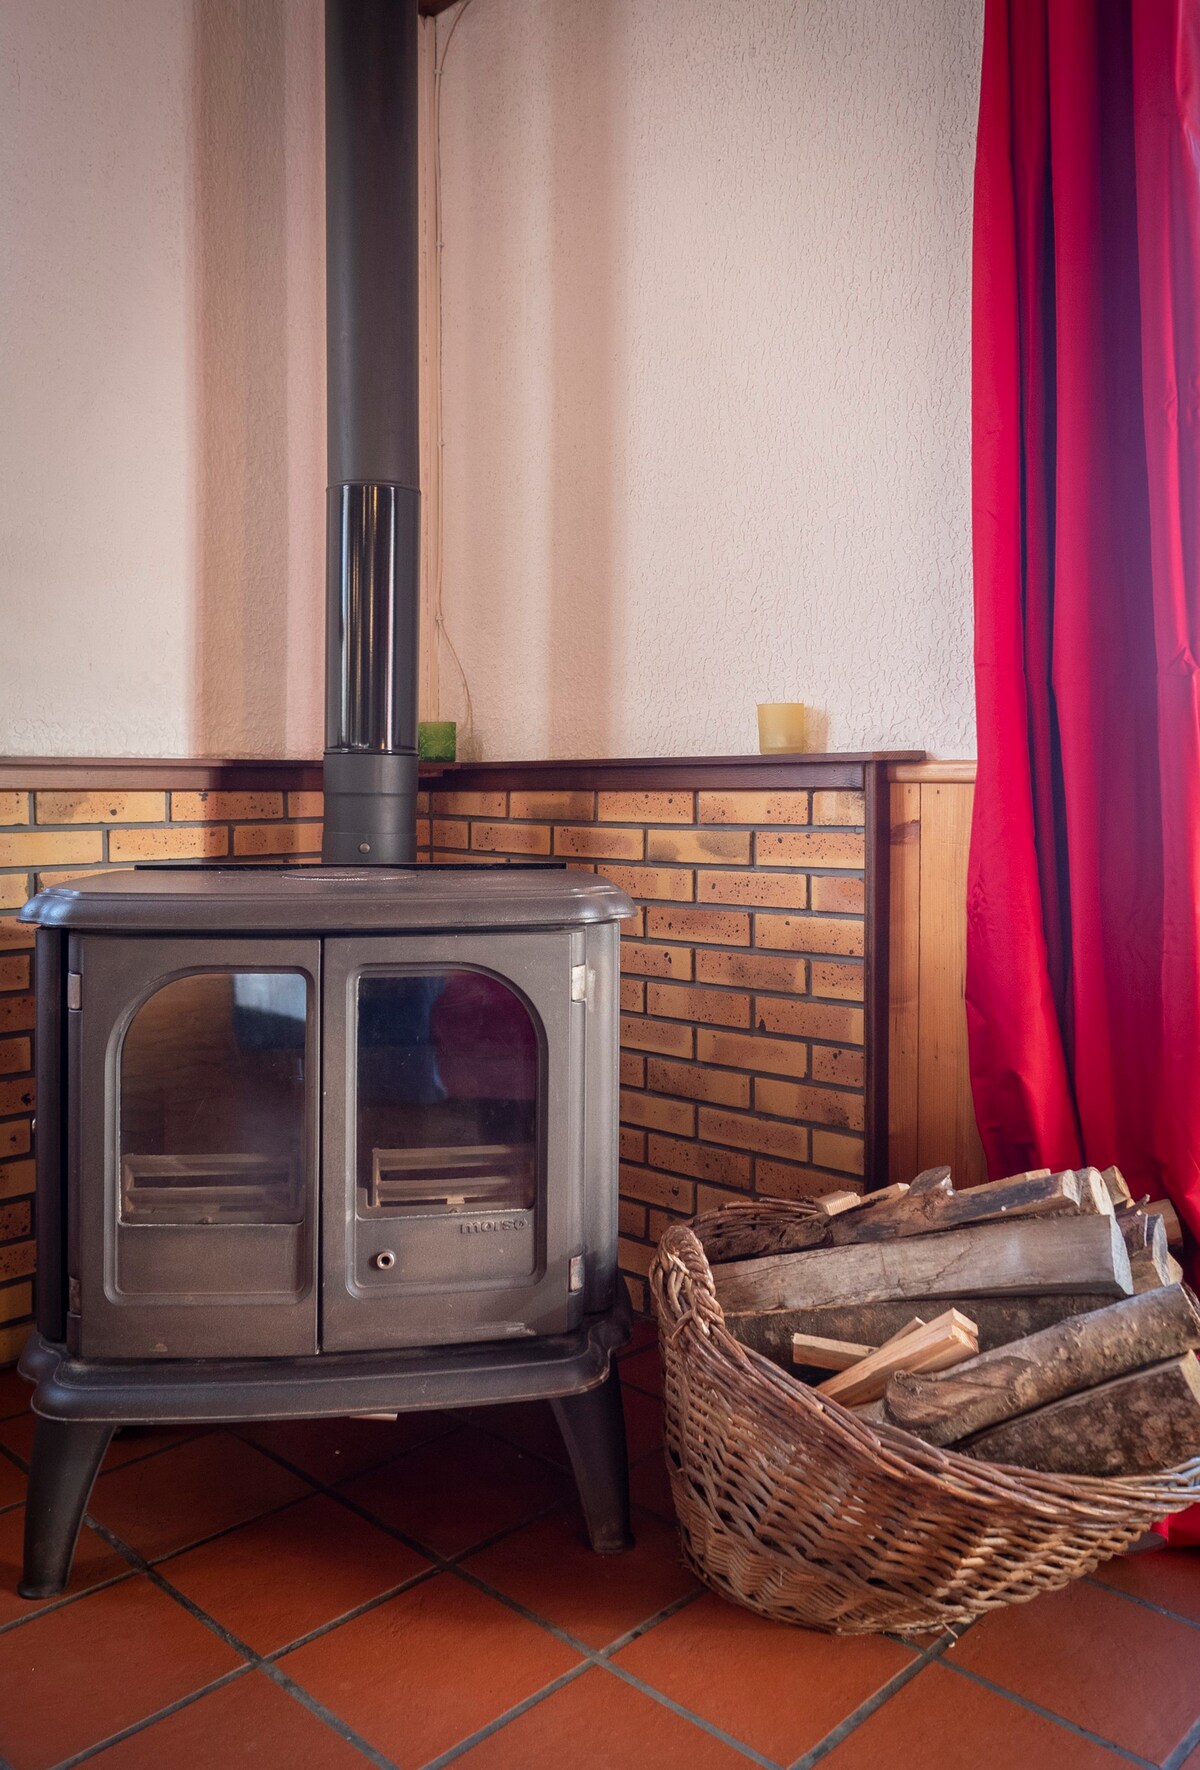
{"left": 418, "top": 720, "right": 457, "bottom": 761}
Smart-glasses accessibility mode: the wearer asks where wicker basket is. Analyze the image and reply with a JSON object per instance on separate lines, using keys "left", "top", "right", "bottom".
{"left": 650, "top": 1204, "right": 1200, "bottom": 1634}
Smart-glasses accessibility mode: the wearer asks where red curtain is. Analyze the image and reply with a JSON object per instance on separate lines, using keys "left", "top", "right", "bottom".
{"left": 968, "top": 0, "right": 1200, "bottom": 1541}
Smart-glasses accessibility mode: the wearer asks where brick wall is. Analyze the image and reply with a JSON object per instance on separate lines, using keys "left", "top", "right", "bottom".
{"left": 0, "top": 761, "right": 882, "bottom": 1360}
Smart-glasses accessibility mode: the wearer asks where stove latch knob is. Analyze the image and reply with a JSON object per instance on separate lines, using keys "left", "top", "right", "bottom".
{"left": 372, "top": 1249, "right": 397, "bottom": 1272}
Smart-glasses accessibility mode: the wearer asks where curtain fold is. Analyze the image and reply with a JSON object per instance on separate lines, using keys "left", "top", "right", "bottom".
{"left": 967, "top": 0, "right": 1200, "bottom": 1544}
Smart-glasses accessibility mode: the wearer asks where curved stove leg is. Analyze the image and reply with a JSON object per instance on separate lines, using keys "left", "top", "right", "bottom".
{"left": 20, "top": 1416, "right": 114, "bottom": 1599}
{"left": 551, "top": 1363, "right": 633, "bottom": 1554}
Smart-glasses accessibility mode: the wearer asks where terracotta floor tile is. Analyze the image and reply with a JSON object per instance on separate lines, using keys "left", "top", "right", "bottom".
{"left": 279, "top": 1570, "right": 581, "bottom": 1764}
{"left": 0, "top": 1449, "right": 24, "bottom": 1510}
{"left": 240, "top": 1409, "right": 453, "bottom": 1485}
{"left": 0, "top": 1503, "right": 129, "bottom": 1625}
{"left": 464, "top": 1505, "right": 697, "bottom": 1648}
{"left": 453, "top": 1664, "right": 750, "bottom": 1769}
{"left": 0, "top": 1366, "right": 29, "bottom": 1421}
{"left": 628, "top": 1448, "right": 677, "bottom": 1522}
{"left": 818, "top": 1663, "right": 1123, "bottom": 1770}
{"left": 1089, "top": 1541, "right": 1200, "bottom": 1627}
{"left": 618, "top": 1319, "right": 658, "bottom": 1360}
{"left": 339, "top": 1424, "right": 568, "bottom": 1557}
{"left": 613, "top": 1590, "right": 914, "bottom": 1763}
{"left": 89, "top": 1431, "right": 311, "bottom": 1561}
{"left": 462, "top": 1400, "right": 573, "bottom": 1469}
{"left": 621, "top": 1384, "right": 663, "bottom": 1463}
{"left": 161, "top": 1491, "right": 430, "bottom": 1654}
{"left": 949, "top": 1576, "right": 1200, "bottom": 1762}
{"left": 0, "top": 1574, "right": 241, "bottom": 1770}
{"left": 85, "top": 1669, "right": 368, "bottom": 1769}
{"left": 621, "top": 1345, "right": 663, "bottom": 1398}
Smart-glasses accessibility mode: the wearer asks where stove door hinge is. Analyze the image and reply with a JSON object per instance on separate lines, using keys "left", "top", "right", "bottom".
{"left": 570, "top": 964, "right": 594, "bottom": 1008}
{"left": 568, "top": 1253, "right": 585, "bottom": 1293}
{"left": 66, "top": 972, "right": 82, "bottom": 1012}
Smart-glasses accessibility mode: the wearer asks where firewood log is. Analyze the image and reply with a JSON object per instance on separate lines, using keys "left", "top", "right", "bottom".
{"left": 1099, "top": 1165, "right": 1134, "bottom": 1208}
{"left": 882, "top": 1284, "right": 1200, "bottom": 1446}
{"left": 828, "top": 1169, "right": 1099, "bottom": 1247}
{"left": 962, "top": 1354, "right": 1200, "bottom": 1475}
{"left": 817, "top": 1310, "right": 978, "bottom": 1407}
{"left": 711, "top": 1215, "right": 1133, "bottom": 1316}
{"left": 790, "top": 1333, "right": 876, "bottom": 1371}
{"left": 724, "top": 1293, "right": 1123, "bottom": 1365}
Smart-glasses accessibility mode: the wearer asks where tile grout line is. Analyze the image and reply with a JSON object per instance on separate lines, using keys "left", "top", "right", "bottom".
{"left": 1083, "top": 1572, "right": 1200, "bottom": 1636}
{"left": 937, "top": 1660, "right": 1161, "bottom": 1767}
{"left": 1163, "top": 1708, "right": 1200, "bottom": 1770}
{"left": 47, "top": 1667, "right": 257, "bottom": 1770}
{"left": 784, "top": 1628, "right": 958, "bottom": 1770}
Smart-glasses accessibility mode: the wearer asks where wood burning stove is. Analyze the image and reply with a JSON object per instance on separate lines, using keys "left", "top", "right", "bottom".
{"left": 16, "top": 0, "right": 638, "bottom": 1598}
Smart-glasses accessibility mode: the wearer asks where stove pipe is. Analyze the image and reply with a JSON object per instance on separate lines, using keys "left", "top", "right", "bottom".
{"left": 322, "top": 0, "right": 421, "bottom": 865}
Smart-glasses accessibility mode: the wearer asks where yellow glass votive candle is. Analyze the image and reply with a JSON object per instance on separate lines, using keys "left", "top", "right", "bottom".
{"left": 757, "top": 703, "right": 807, "bottom": 754}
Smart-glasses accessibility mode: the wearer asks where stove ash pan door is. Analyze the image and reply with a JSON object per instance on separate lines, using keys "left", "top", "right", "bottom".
{"left": 322, "top": 931, "right": 589, "bottom": 1351}
{"left": 75, "top": 936, "right": 321, "bottom": 1360}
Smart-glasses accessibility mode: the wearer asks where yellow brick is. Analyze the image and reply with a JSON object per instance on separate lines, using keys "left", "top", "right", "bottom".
{"left": 620, "top": 978, "right": 646, "bottom": 1013}
{"left": 696, "top": 1182, "right": 755, "bottom": 1215}
{"left": 0, "top": 794, "right": 28, "bottom": 827}
{"left": 0, "top": 878, "right": 32, "bottom": 913}
{"left": 617, "top": 1237, "right": 656, "bottom": 1279}
{"left": 0, "top": 1319, "right": 32, "bottom": 1363}
{"left": 620, "top": 941, "right": 693, "bottom": 981}
{"left": 645, "top": 1058, "right": 751, "bottom": 1110}
{"left": 0, "top": 997, "right": 34, "bottom": 1036}
{"left": 646, "top": 828, "right": 750, "bottom": 866}
{"left": 619, "top": 1198, "right": 648, "bottom": 1238}
{"left": 172, "top": 791, "right": 283, "bottom": 821}
{"left": 695, "top": 950, "right": 808, "bottom": 994}
{"left": 288, "top": 791, "right": 324, "bottom": 819}
{"left": 754, "top": 996, "right": 863, "bottom": 1044}
{"left": 620, "top": 1015, "right": 694, "bottom": 1058}
{"left": 431, "top": 818, "right": 468, "bottom": 849}
{"left": 620, "top": 1051, "right": 646, "bottom": 1088}
{"left": 0, "top": 918, "right": 34, "bottom": 949}
{"left": 697, "top": 791, "right": 811, "bottom": 825}
{"left": 597, "top": 791, "right": 693, "bottom": 824}
{"left": 620, "top": 1089, "right": 696, "bottom": 1137}
{"left": 416, "top": 819, "right": 432, "bottom": 849}
{"left": 811, "top": 1046, "right": 865, "bottom": 1088}
{"left": 555, "top": 825, "right": 644, "bottom": 861}
{"left": 415, "top": 791, "right": 431, "bottom": 815}
{"left": 623, "top": 1273, "right": 648, "bottom": 1315}
{"left": 0, "top": 830, "right": 103, "bottom": 869}
{"left": 812, "top": 1129, "right": 865, "bottom": 1175}
{"left": 645, "top": 905, "right": 749, "bottom": 946}
{"left": 0, "top": 1039, "right": 31, "bottom": 1077}
{"left": 696, "top": 1108, "right": 810, "bottom": 1163}
{"left": 37, "top": 868, "right": 106, "bottom": 889}
{"left": 109, "top": 826, "right": 228, "bottom": 863}
{"left": 811, "top": 874, "right": 866, "bottom": 913}
{"left": 0, "top": 956, "right": 29, "bottom": 991}
{"left": 620, "top": 1126, "right": 647, "bottom": 1164}
{"left": 601, "top": 865, "right": 694, "bottom": 903}
{"left": 472, "top": 821, "right": 551, "bottom": 856}
{"left": 37, "top": 790, "right": 166, "bottom": 825}
{"left": 620, "top": 1163, "right": 696, "bottom": 1213}
{"left": 645, "top": 982, "right": 750, "bottom": 1029}
{"left": 812, "top": 790, "right": 865, "bottom": 826}
{"left": 233, "top": 822, "right": 322, "bottom": 857}
{"left": 811, "top": 960, "right": 865, "bottom": 1002}
{"left": 431, "top": 791, "right": 507, "bottom": 819}
{"left": 646, "top": 1134, "right": 751, "bottom": 1189}
{"left": 0, "top": 1159, "right": 35, "bottom": 1201}
{"left": 0, "top": 1122, "right": 30, "bottom": 1160}
{"left": 0, "top": 1077, "right": 34, "bottom": 1116}
{"left": 756, "top": 1076, "right": 864, "bottom": 1132}
{"left": 510, "top": 790, "right": 594, "bottom": 821}
{"left": 0, "top": 1280, "right": 32, "bottom": 1324}
{"left": 0, "top": 1201, "right": 32, "bottom": 1246}
{"left": 749, "top": 914, "right": 863, "bottom": 958}
{"left": 756, "top": 830, "right": 865, "bottom": 869}
{"left": 696, "top": 1028, "right": 808, "bottom": 1080}
{"left": 757, "top": 1161, "right": 862, "bottom": 1202}
{"left": 620, "top": 908, "right": 646, "bottom": 938}
{"left": 0, "top": 1240, "right": 35, "bottom": 1283}
{"left": 697, "top": 870, "right": 809, "bottom": 910}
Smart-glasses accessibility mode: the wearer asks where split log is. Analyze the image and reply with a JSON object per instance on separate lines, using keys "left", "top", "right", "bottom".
{"left": 828, "top": 1169, "right": 1097, "bottom": 1247}
{"left": 724, "top": 1293, "right": 1122, "bottom": 1365}
{"left": 818, "top": 1310, "right": 978, "bottom": 1407}
{"left": 1100, "top": 1165, "right": 1134, "bottom": 1208}
{"left": 1074, "top": 1168, "right": 1116, "bottom": 1216}
{"left": 963, "top": 1354, "right": 1200, "bottom": 1476}
{"left": 882, "top": 1284, "right": 1200, "bottom": 1446}
{"left": 1147, "top": 1198, "right": 1184, "bottom": 1252}
{"left": 790, "top": 1333, "right": 876, "bottom": 1371}
{"left": 700, "top": 1208, "right": 830, "bottom": 1265}
{"left": 908, "top": 1165, "right": 953, "bottom": 1196}
{"left": 814, "top": 1191, "right": 867, "bottom": 1218}
{"left": 711, "top": 1215, "right": 1134, "bottom": 1316}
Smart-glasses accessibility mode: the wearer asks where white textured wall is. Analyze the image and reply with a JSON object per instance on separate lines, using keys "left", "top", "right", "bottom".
{"left": 437, "top": 0, "right": 981, "bottom": 759}
{"left": 0, "top": 0, "right": 326, "bottom": 758}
